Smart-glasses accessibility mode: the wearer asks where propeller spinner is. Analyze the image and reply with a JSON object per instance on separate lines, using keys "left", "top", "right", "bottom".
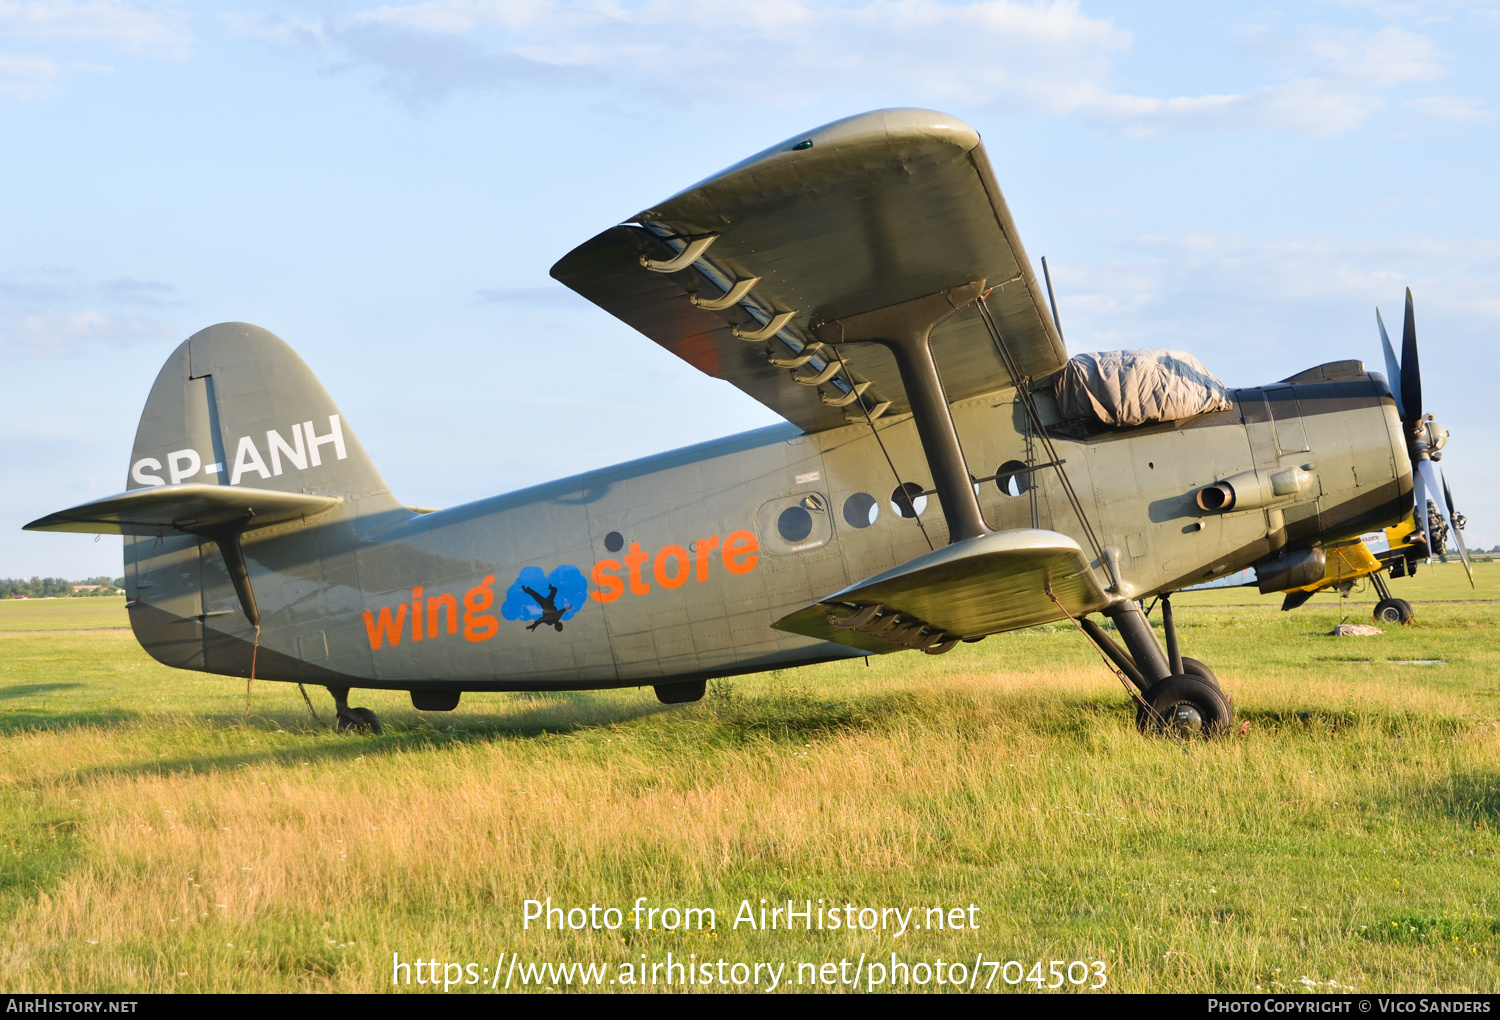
{"left": 1376, "top": 289, "right": 1473, "bottom": 586}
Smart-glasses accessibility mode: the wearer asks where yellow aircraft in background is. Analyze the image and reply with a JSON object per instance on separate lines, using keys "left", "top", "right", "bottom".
{"left": 1278, "top": 505, "right": 1453, "bottom": 623}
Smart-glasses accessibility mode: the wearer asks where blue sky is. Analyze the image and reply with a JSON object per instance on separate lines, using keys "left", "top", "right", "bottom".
{"left": 4, "top": 0, "right": 1498, "bottom": 578}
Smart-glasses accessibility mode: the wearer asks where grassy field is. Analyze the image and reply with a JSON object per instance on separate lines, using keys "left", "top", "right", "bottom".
{"left": 0, "top": 568, "right": 1496, "bottom": 994}
{"left": 0, "top": 598, "right": 130, "bottom": 631}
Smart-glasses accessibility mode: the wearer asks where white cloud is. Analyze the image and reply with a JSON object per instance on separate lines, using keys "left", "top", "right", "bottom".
{"left": 247, "top": 0, "right": 1484, "bottom": 137}
{"left": 1051, "top": 232, "right": 1500, "bottom": 378}
{"left": 1307, "top": 25, "right": 1446, "bottom": 86}
{"left": 0, "top": 275, "right": 181, "bottom": 355}
{"left": 0, "top": 1, "right": 191, "bottom": 58}
{"left": 1404, "top": 94, "right": 1493, "bottom": 121}
{"left": 0, "top": 49, "right": 59, "bottom": 96}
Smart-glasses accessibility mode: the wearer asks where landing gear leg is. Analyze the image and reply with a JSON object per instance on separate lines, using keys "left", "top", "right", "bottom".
{"left": 328, "top": 686, "right": 383, "bottom": 735}
{"left": 1369, "top": 571, "right": 1413, "bottom": 624}
{"left": 1161, "top": 595, "right": 1184, "bottom": 676}
{"left": 1101, "top": 599, "right": 1233, "bottom": 738}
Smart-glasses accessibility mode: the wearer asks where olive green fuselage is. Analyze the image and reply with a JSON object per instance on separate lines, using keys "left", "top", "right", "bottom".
{"left": 125, "top": 366, "right": 1409, "bottom": 694}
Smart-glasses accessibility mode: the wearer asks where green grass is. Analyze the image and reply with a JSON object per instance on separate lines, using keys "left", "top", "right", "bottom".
{"left": 0, "top": 597, "right": 128, "bottom": 631}
{"left": 0, "top": 596, "right": 1496, "bottom": 993}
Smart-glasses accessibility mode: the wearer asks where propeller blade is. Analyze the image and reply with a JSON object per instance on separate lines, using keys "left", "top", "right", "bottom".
{"left": 1416, "top": 459, "right": 1472, "bottom": 584}
{"left": 1413, "top": 465, "right": 1433, "bottom": 558}
{"left": 1401, "top": 288, "right": 1422, "bottom": 422}
{"left": 1376, "top": 308, "right": 1406, "bottom": 420}
{"left": 1440, "top": 468, "right": 1475, "bottom": 587}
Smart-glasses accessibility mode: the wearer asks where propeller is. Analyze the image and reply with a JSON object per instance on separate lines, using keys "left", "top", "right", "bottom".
{"left": 1441, "top": 468, "right": 1472, "bottom": 573}
{"left": 1376, "top": 289, "right": 1473, "bottom": 587}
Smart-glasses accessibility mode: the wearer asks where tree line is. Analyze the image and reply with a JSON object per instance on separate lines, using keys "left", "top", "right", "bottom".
{"left": 3, "top": 576, "right": 126, "bottom": 598}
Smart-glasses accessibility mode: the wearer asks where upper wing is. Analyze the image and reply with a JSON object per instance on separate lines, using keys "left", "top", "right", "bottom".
{"left": 772, "top": 529, "right": 1110, "bottom": 653}
{"left": 23, "top": 484, "right": 342, "bottom": 535}
{"left": 550, "top": 108, "right": 1066, "bottom": 433}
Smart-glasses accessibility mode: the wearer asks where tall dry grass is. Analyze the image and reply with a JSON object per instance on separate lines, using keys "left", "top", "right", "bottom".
{"left": 0, "top": 598, "right": 1497, "bottom": 992}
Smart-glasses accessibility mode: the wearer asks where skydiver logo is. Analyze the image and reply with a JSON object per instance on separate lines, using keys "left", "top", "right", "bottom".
{"left": 501, "top": 566, "right": 588, "bottom": 633}
{"left": 129, "top": 415, "right": 347, "bottom": 487}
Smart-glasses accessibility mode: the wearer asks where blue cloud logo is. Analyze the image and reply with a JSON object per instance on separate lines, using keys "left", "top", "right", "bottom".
{"left": 500, "top": 564, "right": 588, "bottom": 631}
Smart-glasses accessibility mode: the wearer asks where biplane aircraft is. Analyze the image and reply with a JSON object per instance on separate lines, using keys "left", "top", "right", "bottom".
{"left": 1204, "top": 500, "right": 1466, "bottom": 623}
{"left": 25, "top": 109, "right": 1472, "bottom": 738}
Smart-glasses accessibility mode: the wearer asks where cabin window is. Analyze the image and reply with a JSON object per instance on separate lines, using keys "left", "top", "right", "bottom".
{"left": 891, "top": 482, "right": 928, "bottom": 518}
{"left": 995, "top": 460, "right": 1032, "bottom": 498}
{"left": 604, "top": 531, "right": 625, "bottom": 553}
{"left": 756, "top": 493, "right": 832, "bottom": 554}
{"left": 777, "top": 506, "right": 814, "bottom": 543}
{"left": 843, "top": 492, "right": 878, "bottom": 529}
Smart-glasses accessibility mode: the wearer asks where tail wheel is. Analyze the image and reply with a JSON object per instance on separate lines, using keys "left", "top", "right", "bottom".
{"left": 337, "top": 707, "right": 383, "bottom": 735}
{"left": 1373, "top": 598, "right": 1413, "bottom": 625}
{"left": 1137, "top": 674, "right": 1234, "bottom": 738}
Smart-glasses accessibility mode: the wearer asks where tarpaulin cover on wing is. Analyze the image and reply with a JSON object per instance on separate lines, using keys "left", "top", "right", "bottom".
{"left": 1053, "top": 349, "right": 1233, "bottom": 427}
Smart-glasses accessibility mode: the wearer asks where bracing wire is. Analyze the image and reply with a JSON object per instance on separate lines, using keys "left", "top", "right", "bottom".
{"left": 976, "top": 296, "right": 1105, "bottom": 565}
{"left": 829, "top": 347, "right": 935, "bottom": 552}
{"left": 298, "top": 684, "right": 325, "bottom": 725}
{"left": 1044, "top": 580, "right": 1161, "bottom": 724}
{"left": 243, "top": 623, "right": 260, "bottom": 725}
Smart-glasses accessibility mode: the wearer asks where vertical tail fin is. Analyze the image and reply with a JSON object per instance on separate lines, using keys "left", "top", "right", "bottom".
{"left": 121, "top": 322, "right": 403, "bottom": 677}
{"left": 129, "top": 322, "right": 399, "bottom": 505}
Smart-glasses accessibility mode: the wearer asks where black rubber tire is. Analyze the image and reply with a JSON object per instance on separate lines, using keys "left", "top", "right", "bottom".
{"left": 1179, "top": 656, "right": 1219, "bottom": 688}
{"left": 337, "top": 707, "right": 383, "bottom": 735}
{"left": 1373, "top": 598, "right": 1413, "bottom": 625}
{"left": 1137, "top": 674, "right": 1234, "bottom": 738}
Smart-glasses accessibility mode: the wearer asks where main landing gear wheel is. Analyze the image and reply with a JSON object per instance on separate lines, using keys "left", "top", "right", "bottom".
{"left": 1373, "top": 598, "right": 1413, "bottom": 625}
{"left": 328, "top": 687, "right": 383, "bottom": 735}
{"left": 1137, "top": 674, "right": 1234, "bottom": 738}
{"left": 1179, "top": 656, "right": 1219, "bottom": 688}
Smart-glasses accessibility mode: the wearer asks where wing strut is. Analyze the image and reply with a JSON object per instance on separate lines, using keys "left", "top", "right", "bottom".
{"left": 814, "top": 281, "right": 990, "bottom": 543}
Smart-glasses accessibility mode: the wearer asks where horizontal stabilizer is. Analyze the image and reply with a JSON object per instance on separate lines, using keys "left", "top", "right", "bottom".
{"left": 773, "top": 529, "right": 1110, "bottom": 652}
{"left": 23, "top": 484, "right": 342, "bottom": 536}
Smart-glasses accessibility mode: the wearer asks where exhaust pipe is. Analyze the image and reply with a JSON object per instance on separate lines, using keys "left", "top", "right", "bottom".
{"left": 1195, "top": 466, "right": 1317, "bottom": 513}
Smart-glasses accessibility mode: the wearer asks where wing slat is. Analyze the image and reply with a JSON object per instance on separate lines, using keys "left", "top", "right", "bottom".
{"left": 551, "top": 108, "right": 1066, "bottom": 433}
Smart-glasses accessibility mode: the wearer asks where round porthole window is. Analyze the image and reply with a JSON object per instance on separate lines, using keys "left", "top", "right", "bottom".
{"left": 777, "top": 505, "right": 814, "bottom": 543}
{"left": 604, "top": 531, "right": 625, "bottom": 553}
{"left": 995, "top": 460, "right": 1032, "bottom": 498}
{"left": 843, "top": 492, "right": 878, "bottom": 529}
{"left": 890, "top": 482, "right": 928, "bottom": 519}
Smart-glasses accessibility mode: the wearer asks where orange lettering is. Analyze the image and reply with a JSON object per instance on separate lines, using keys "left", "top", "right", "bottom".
{"left": 694, "top": 535, "right": 720, "bottom": 582}
{"left": 362, "top": 603, "right": 407, "bottom": 650}
{"left": 590, "top": 559, "right": 624, "bottom": 603}
{"left": 654, "top": 545, "right": 690, "bottom": 589}
{"left": 427, "top": 592, "right": 457, "bottom": 637}
{"left": 462, "top": 574, "right": 499, "bottom": 642}
{"left": 412, "top": 586, "right": 424, "bottom": 642}
{"left": 623, "top": 542, "right": 651, "bottom": 595}
{"left": 724, "top": 529, "right": 758, "bottom": 575}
